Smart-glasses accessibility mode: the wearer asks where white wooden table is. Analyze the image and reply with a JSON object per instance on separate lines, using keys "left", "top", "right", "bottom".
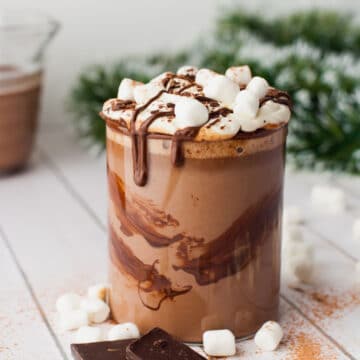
{"left": 1, "top": 124, "right": 360, "bottom": 360}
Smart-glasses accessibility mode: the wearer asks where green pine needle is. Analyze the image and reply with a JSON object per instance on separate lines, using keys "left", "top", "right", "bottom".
{"left": 67, "top": 9, "right": 360, "bottom": 174}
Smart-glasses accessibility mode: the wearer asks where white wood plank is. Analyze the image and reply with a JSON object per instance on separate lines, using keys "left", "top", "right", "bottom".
{"left": 37, "top": 126, "right": 354, "bottom": 359}
{"left": 0, "top": 152, "right": 108, "bottom": 359}
{"left": 0, "top": 229, "right": 63, "bottom": 360}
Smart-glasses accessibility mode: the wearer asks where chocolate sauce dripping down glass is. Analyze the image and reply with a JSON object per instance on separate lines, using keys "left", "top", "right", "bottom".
{"left": 113, "top": 74, "right": 291, "bottom": 187}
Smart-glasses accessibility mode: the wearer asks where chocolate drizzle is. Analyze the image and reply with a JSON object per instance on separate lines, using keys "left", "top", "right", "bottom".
{"left": 101, "top": 73, "right": 291, "bottom": 186}
{"left": 110, "top": 227, "right": 192, "bottom": 311}
{"left": 108, "top": 168, "right": 203, "bottom": 248}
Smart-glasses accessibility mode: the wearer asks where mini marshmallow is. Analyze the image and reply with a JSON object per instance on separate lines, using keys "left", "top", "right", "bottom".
{"left": 237, "top": 114, "right": 262, "bottom": 132}
{"left": 108, "top": 322, "right": 140, "bottom": 341}
{"left": 283, "top": 225, "right": 304, "bottom": 245}
{"left": 353, "top": 218, "right": 360, "bottom": 241}
{"left": 203, "top": 75, "right": 239, "bottom": 106}
{"left": 225, "top": 65, "right": 252, "bottom": 85}
{"left": 283, "top": 206, "right": 304, "bottom": 225}
{"left": 59, "top": 309, "right": 89, "bottom": 331}
{"left": 80, "top": 298, "right": 110, "bottom": 324}
{"left": 174, "top": 97, "right": 208, "bottom": 128}
{"left": 203, "top": 329, "right": 236, "bottom": 357}
{"left": 87, "top": 284, "right": 110, "bottom": 302}
{"left": 177, "top": 65, "right": 198, "bottom": 77}
{"left": 74, "top": 326, "right": 102, "bottom": 344}
{"left": 246, "top": 76, "right": 269, "bottom": 99}
{"left": 254, "top": 321, "right": 283, "bottom": 351}
{"left": 133, "top": 82, "right": 164, "bottom": 104}
{"left": 56, "top": 293, "right": 82, "bottom": 313}
{"left": 311, "top": 185, "right": 346, "bottom": 214}
{"left": 195, "top": 68, "right": 217, "bottom": 87}
{"left": 117, "top": 78, "right": 142, "bottom": 101}
{"left": 234, "top": 90, "right": 259, "bottom": 118}
{"left": 283, "top": 237, "right": 314, "bottom": 284}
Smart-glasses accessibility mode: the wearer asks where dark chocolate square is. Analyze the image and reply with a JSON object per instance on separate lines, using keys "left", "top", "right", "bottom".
{"left": 126, "top": 328, "right": 205, "bottom": 359}
{"left": 71, "top": 339, "right": 134, "bottom": 360}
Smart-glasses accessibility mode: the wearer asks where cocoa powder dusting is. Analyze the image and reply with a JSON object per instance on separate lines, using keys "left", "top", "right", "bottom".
{"left": 309, "top": 289, "right": 360, "bottom": 320}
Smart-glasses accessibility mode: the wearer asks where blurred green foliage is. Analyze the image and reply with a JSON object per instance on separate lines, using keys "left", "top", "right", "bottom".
{"left": 68, "top": 9, "right": 360, "bottom": 174}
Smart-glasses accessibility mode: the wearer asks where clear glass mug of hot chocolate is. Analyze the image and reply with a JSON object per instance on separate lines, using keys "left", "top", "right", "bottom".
{"left": 0, "top": 11, "right": 59, "bottom": 172}
{"left": 101, "top": 66, "right": 291, "bottom": 342}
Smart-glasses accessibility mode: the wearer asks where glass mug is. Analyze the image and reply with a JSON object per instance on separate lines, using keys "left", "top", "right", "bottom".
{"left": 106, "top": 123, "right": 287, "bottom": 342}
{"left": 0, "top": 11, "right": 59, "bottom": 172}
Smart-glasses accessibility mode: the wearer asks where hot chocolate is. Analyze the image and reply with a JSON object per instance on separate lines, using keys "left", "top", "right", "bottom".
{"left": 101, "top": 66, "right": 291, "bottom": 342}
{"left": 0, "top": 66, "right": 42, "bottom": 172}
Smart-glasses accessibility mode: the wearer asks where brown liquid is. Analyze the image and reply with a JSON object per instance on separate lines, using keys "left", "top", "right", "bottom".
{"left": 0, "top": 66, "right": 42, "bottom": 172}
{"left": 107, "top": 126, "right": 287, "bottom": 342}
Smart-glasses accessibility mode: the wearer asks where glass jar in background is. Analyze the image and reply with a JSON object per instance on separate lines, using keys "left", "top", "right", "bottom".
{"left": 0, "top": 11, "right": 59, "bottom": 173}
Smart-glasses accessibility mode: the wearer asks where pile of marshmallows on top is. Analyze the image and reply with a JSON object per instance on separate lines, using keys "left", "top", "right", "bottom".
{"left": 55, "top": 284, "right": 284, "bottom": 357}
{"left": 116, "top": 65, "right": 290, "bottom": 133}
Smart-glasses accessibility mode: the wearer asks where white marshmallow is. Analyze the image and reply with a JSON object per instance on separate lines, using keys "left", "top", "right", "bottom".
{"left": 283, "top": 206, "right": 304, "bottom": 225}
{"left": 74, "top": 326, "right": 102, "bottom": 344}
{"left": 225, "top": 65, "right": 252, "bottom": 85}
{"left": 174, "top": 97, "right": 208, "bottom": 129}
{"left": 81, "top": 298, "right": 110, "bottom": 324}
{"left": 234, "top": 90, "right": 259, "bottom": 118}
{"left": 237, "top": 114, "right": 262, "bottom": 132}
{"left": 258, "top": 101, "right": 291, "bottom": 125}
{"left": 117, "top": 78, "right": 142, "bottom": 101}
{"left": 254, "top": 321, "right": 283, "bottom": 351}
{"left": 203, "top": 75, "right": 239, "bottom": 106}
{"left": 133, "top": 82, "right": 164, "bottom": 104}
{"left": 56, "top": 293, "right": 81, "bottom": 313}
{"left": 87, "top": 284, "right": 110, "bottom": 302}
{"left": 202, "top": 329, "right": 236, "bottom": 357}
{"left": 356, "top": 261, "right": 360, "bottom": 274}
{"left": 311, "top": 185, "right": 346, "bottom": 214}
{"left": 108, "top": 322, "right": 140, "bottom": 341}
{"left": 177, "top": 65, "right": 198, "bottom": 77}
{"left": 195, "top": 68, "right": 217, "bottom": 87}
{"left": 246, "top": 76, "right": 269, "bottom": 99}
{"left": 283, "top": 238, "right": 314, "bottom": 284}
{"left": 352, "top": 218, "right": 360, "bottom": 241}
{"left": 59, "top": 309, "right": 89, "bottom": 331}
{"left": 283, "top": 225, "right": 304, "bottom": 245}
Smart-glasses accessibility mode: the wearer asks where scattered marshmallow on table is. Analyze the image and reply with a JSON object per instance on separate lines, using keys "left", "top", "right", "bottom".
{"left": 234, "top": 90, "right": 260, "bottom": 118}
{"left": 283, "top": 206, "right": 304, "bottom": 225}
{"left": 174, "top": 97, "right": 208, "bottom": 128}
{"left": 254, "top": 321, "right": 283, "bottom": 351}
{"left": 108, "top": 322, "right": 140, "bottom": 341}
{"left": 282, "top": 225, "right": 314, "bottom": 284}
{"left": 246, "top": 76, "right": 269, "bottom": 99}
{"left": 74, "top": 326, "right": 102, "bottom": 344}
{"left": 59, "top": 309, "right": 89, "bottom": 331}
{"left": 203, "top": 75, "right": 239, "bottom": 106}
{"left": 225, "top": 65, "right": 252, "bottom": 85}
{"left": 56, "top": 293, "right": 82, "bottom": 313}
{"left": 81, "top": 298, "right": 110, "bottom": 324}
{"left": 353, "top": 218, "right": 360, "bottom": 241}
{"left": 87, "top": 284, "right": 109, "bottom": 303}
{"left": 202, "top": 329, "right": 236, "bottom": 357}
{"left": 310, "top": 185, "right": 346, "bottom": 214}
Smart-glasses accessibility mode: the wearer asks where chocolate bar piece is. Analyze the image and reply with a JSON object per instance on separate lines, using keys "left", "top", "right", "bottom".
{"left": 71, "top": 339, "right": 134, "bottom": 360}
{"left": 126, "top": 328, "right": 205, "bottom": 359}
